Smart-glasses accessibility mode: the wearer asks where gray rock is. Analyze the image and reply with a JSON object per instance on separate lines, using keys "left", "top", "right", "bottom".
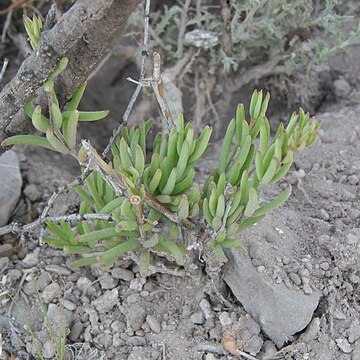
{"left": 348, "top": 320, "right": 360, "bottom": 343}
{"left": 22, "top": 249, "right": 40, "bottom": 268}
{"left": 219, "top": 312, "right": 232, "bottom": 328}
{"left": 42, "top": 341, "right": 55, "bottom": 359}
{"left": 42, "top": 283, "right": 62, "bottom": 303}
{"left": 45, "top": 304, "right": 72, "bottom": 337}
{"left": 23, "top": 184, "right": 41, "bottom": 202}
{"left": 0, "top": 257, "right": 9, "bottom": 274}
{"left": 146, "top": 314, "right": 161, "bottom": 333}
{"left": 69, "top": 322, "right": 83, "bottom": 342}
{"left": 126, "top": 336, "right": 146, "bottom": 346}
{"left": 223, "top": 249, "right": 321, "bottom": 347}
{"left": 99, "top": 274, "right": 119, "bottom": 289}
{"left": 129, "top": 278, "right": 146, "bottom": 291}
{"left": 333, "top": 78, "right": 351, "bottom": 99}
{"left": 288, "top": 272, "right": 302, "bottom": 286}
{"left": 45, "top": 264, "right": 71, "bottom": 276}
{"left": 190, "top": 311, "right": 206, "bottom": 325}
{"left": 124, "top": 304, "right": 146, "bottom": 331}
{"left": 336, "top": 338, "right": 352, "bottom": 353}
{"left": 92, "top": 289, "right": 119, "bottom": 313}
{"left": 353, "top": 341, "right": 360, "bottom": 360}
{"left": 233, "top": 315, "right": 263, "bottom": 356}
{"left": 200, "top": 298, "right": 212, "bottom": 319}
{"left": 0, "top": 150, "right": 22, "bottom": 226}
{"left": 300, "top": 317, "right": 320, "bottom": 341}
{"left": 111, "top": 268, "right": 134, "bottom": 281}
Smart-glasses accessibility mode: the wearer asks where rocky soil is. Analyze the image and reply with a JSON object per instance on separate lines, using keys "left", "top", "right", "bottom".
{"left": 1, "top": 6, "right": 360, "bottom": 360}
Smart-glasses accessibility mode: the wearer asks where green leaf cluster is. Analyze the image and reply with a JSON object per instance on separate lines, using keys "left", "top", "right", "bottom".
{"left": 24, "top": 15, "right": 42, "bottom": 50}
{"left": 1, "top": 58, "right": 109, "bottom": 156}
{"left": 40, "top": 90, "right": 318, "bottom": 272}
{"left": 202, "top": 90, "right": 319, "bottom": 256}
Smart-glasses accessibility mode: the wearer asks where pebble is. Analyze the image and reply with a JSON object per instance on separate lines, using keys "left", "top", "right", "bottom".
{"left": 129, "top": 278, "right": 146, "bottom": 291}
{"left": 0, "top": 150, "right": 22, "bottom": 226}
{"left": 23, "top": 184, "right": 41, "bottom": 202}
{"left": 111, "top": 268, "right": 134, "bottom": 281}
{"left": 319, "top": 209, "right": 330, "bottom": 221}
{"left": 333, "top": 78, "right": 351, "bottom": 98}
{"left": 92, "top": 289, "right": 119, "bottom": 313}
{"left": 288, "top": 273, "right": 302, "bottom": 286}
{"left": 348, "top": 209, "right": 360, "bottom": 220}
{"left": 126, "top": 336, "right": 146, "bottom": 346}
{"left": 0, "top": 244, "right": 13, "bottom": 256}
{"left": 349, "top": 273, "right": 360, "bottom": 284}
{"left": 348, "top": 321, "right": 360, "bottom": 343}
{"left": 42, "top": 283, "right": 63, "bottom": 303}
{"left": 336, "top": 338, "right": 353, "bottom": 353}
{"left": 300, "top": 318, "right": 320, "bottom": 341}
{"left": 200, "top": 298, "right": 213, "bottom": 319}
{"left": 76, "top": 277, "right": 95, "bottom": 295}
{"left": 69, "top": 322, "right": 84, "bottom": 342}
{"left": 262, "top": 340, "right": 277, "bottom": 357}
{"left": 348, "top": 175, "right": 359, "bottom": 185}
{"left": 146, "top": 315, "right": 161, "bottom": 333}
{"left": 190, "top": 311, "right": 206, "bottom": 325}
{"left": 205, "top": 354, "right": 218, "bottom": 360}
{"left": 99, "top": 274, "right": 119, "bottom": 289}
{"left": 219, "top": 312, "right": 232, "bottom": 327}
{"left": 22, "top": 249, "right": 40, "bottom": 268}
{"left": 347, "top": 234, "right": 358, "bottom": 245}
{"left": 36, "top": 272, "right": 52, "bottom": 290}
{"left": 111, "top": 320, "right": 126, "bottom": 332}
{"left": 257, "top": 266, "right": 266, "bottom": 273}
{"left": 303, "top": 284, "right": 313, "bottom": 294}
{"left": 126, "top": 293, "right": 140, "bottom": 304}
{"left": 125, "top": 305, "right": 146, "bottom": 331}
{"left": 113, "top": 333, "right": 126, "bottom": 347}
{"left": 62, "top": 299, "right": 76, "bottom": 311}
{"left": 7, "top": 269, "right": 22, "bottom": 283}
{"left": 0, "top": 257, "right": 9, "bottom": 274}
{"left": 42, "top": 341, "right": 55, "bottom": 359}
{"left": 320, "top": 262, "right": 330, "bottom": 271}
{"left": 45, "top": 264, "right": 71, "bottom": 276}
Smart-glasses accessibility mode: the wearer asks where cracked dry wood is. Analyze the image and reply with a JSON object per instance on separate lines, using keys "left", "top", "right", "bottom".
{"left": 0, "top": 0, "right": 140, "bottom": 151}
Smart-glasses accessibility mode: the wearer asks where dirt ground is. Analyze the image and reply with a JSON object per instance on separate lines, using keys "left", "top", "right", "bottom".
{"left": 1, "top": 2, "right": 360, "bottom": 360}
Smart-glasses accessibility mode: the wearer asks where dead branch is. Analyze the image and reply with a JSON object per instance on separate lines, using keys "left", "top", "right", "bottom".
{"left": 0, "top": 0, "right": 140, "bottom": 151}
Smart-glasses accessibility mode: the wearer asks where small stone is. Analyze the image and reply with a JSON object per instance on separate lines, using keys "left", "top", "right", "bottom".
{"left": 0, "top": 257, "right": 9, "bottom": 274}
{"left": 23, "top": 184, "right": 41, "bottom": 202}
{"left": 257, "top": 266, "right": 265, "bottom": 273}
{"left": 347, "top": 234, "right": 358, "bottom": 245}
{"left": 0, "top": 150, "right": 22, "bottom": 226}
{"left": 300, "top": 318, "right": 320, "bottom": 341}
{"left": 69, "top": 322, "right": 83, "bottom": 342}
{"left": 200, "top": 298, "right": 213, "bottom": 319}
{"left": 333, "top": 78, "right": 351, "bottom": 98}
{"left": 349, "top": 273, "right": 360, "bottom": 284}
{"left": 36, "top": 272, "right": 52, "bottom": 290}
{"left": 126, "top": 293, "right": 140, "bottom": 304}
{"left": 348, "top": 175, "right": 360, "bottom": 185}
{"left": 348, "top": 321, "right": 360, "bottom": 343}
{"left": 42, "top": 341, "right": 55, "bottom": 359}
{"left": 62, "top": 299, "right": 76, "bottom": 311}
{"left": 348, "top": 209, "right": 360, "bottom": 220}
{"left": 45, "top": 265, "right": 71, "bottom": 276}
{"left": 125, "top": 304, "right": 146, "bottom": 331}
{"left": 0, "top": 244, "right": 13, "bottom": 256}
{"left": 320, "top": 262, "right": 330, "bottom": 271}
{"left": 99, "top": 274, "right": 118, "bottom": 289}
{"left": 22, "top": 249, "right": 40, "bottom": 268}
{"left": 129, "top": 278, "right": 146, "bottom": 291}
{"left": 7, "top": 269, "right": 22, "bottom": 283}
{"left": 353, "top": 341, "right": 360, "bottom": 360}
{"left": 303, "top": 284, "right": 313, "bottom": 294}
{"left": 146, "top": 315, "right": 161, "bottom": 334}
{"left": 288, "top": 273, "right": 302, "bottom": 286}
{"left": 111, "top": 268, "right": 134, "bottom": 281}
{"left": 219, "top": 312, "right": 232, "bottom": 327}
{"left": 248, "top": 243, "right": 262, "bottom": 259}
{"left": 111, "top": 320, "right": 126, "bottom": 332}
{"left": 126, "top": 336, "right": 146, "bottom": 346}
{"left": 190, "top": 311, "right": 206, "bottom": 325}
{"left": 205, "top": 355, "right": 217, "bottom": 360}
{"left": 319, "top": 209, "right": 330, "bottom": 221}
{"left": 262, "top": 340, "right": 277, "bottom": 357}
{"left": 113, "top": 333, "right": 126, "bottom": 347}
{"left": 76, "top": 277, "right": 96, "bottom": 296}
{"left": 92, "top": 289, "right": 119, "bottom": 313}
{"left": 42, "top": 283, "right": 62, "bottom": 303}
{"left": 336, "top": 338, "right": 353, "bottom": 353}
